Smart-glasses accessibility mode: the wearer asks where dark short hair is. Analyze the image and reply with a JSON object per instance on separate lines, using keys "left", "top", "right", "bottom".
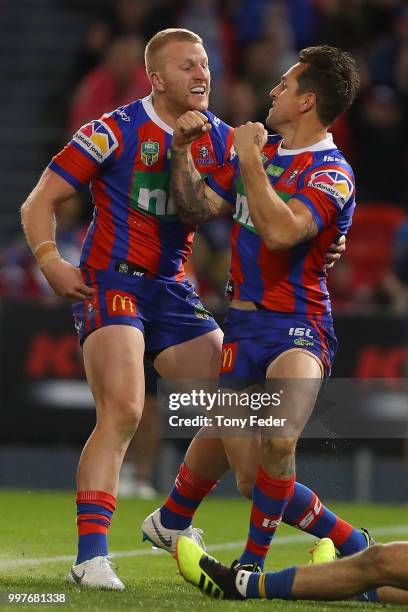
{"left": 297, "top": 46, "right": 360, "bottom": 126}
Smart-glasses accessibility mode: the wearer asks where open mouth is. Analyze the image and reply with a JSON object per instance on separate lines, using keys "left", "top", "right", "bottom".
{"left": 190, "top": 86, "right": 206, "bottom": 96}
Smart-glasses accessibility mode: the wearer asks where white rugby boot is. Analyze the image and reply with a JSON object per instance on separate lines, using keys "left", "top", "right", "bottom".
{"left": 68, "top": 555, "right": 125, "bottom": 590}
{"left": 141, "top": 507, "right": 206, "bottom": 555}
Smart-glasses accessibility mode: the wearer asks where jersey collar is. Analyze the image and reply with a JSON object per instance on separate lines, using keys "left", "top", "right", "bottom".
{"left": 277, "top": 133, "right": 336, "bottom": 156}
{"left": 142, "top": 93, "right": 174, "bottom": 135}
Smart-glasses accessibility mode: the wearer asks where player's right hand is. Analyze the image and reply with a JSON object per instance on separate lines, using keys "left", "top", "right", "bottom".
{"left": 171, "top": 111, "right": 212, "bottom": 149}
{"left": 41, "top": 258, "right": 95, "bottom": 301}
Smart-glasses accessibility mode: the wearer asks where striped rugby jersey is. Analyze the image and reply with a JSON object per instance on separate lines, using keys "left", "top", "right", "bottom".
{"left": 49, "top": 94, "right": 234, "bottom": 280}
{"left": 207, "top": 134, "right": 356, "bottom": 315}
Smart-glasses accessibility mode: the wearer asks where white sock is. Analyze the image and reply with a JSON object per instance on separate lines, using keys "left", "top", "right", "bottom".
{"left": 235, "top": 569, "right": 251, "bottom": 597}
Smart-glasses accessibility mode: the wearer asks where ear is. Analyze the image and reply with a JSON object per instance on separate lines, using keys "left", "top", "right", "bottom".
{"left": 150, "top": 71, "right": 166, "bottom": 92}
{"left": 299, "top": 92, "right": 316, "bottom": 114}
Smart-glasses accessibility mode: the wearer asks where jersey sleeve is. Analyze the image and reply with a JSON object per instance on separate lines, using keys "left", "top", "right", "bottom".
{"left": 204, "top": 111, "right": 235, "bottom": 165}
{"left": 48, "top": 114, "right": 123, "bottom": 189}
{"left": 293, "top": 165, "right": 355, "bottom": 232}
{"left": 205, "top": 149, "right": 238, "bottom": 206}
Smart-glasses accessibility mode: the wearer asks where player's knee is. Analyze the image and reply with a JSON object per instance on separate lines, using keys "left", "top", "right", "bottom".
{"left": 371, "top": 543, "right": 399, "bottom": 580}
{"left": 261, "top": 436, "right": 297, "bottom": 458}
{"left": 99, "top": 397, "right": 143, "bottom": 437}
{"left": 361, "top": 544, "right": 388, "bottom": 579}
{"left": 116, "top": 399, "right": 143, "bottom": 433}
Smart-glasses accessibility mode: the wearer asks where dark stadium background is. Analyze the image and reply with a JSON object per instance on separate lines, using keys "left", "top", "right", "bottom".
{"left": 0, "top": 0, "right": 407, "bottom": 502}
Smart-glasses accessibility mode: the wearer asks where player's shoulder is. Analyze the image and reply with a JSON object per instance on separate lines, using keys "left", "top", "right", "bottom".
{"left": 204, "top": 110, "right": 234, "bottom": 142}
{"left": 204, "top": 110, "right": 234, "bottom": 162}
{"left": 70, "top": 99, "right": 150, "bottom": 165}
{"left": 305, "top": 148, "right": 355, "bottom": 210}
{"left": 308, "top": 148, "right": 355, "bottom": 190}
{"left": 70, "top": 115, "right": 121, "bottom": 165}
{"left": 314, "top": 148, "right": 353, "bottom": 173}
{"left": 204, "top": 110, "right": 232, "bottom": 134}
{"left": 102, "top": 99, "right": 147, "bottom": 129}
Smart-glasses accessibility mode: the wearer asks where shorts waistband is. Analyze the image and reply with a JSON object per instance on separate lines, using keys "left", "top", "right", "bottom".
{"left": 230, "top": 298, "right": 267, "bottom": 311}
{"left": 114, "top": 260, "right": 155, "bottom": 278}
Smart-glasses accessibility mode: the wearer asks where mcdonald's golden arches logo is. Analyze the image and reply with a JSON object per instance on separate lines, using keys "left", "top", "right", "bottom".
{"left": 106, "top": 290, "right": 137, "bottom": 317}
{"left": 113, "top": 294, "right": 133, "bottom": 312}
{"left": 220, "top": 342, "right": 237, "bottom": 373}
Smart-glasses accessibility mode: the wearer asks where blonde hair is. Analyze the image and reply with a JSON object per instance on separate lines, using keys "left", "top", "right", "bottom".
{"left": 145, "top": 28, "right": 203, "bottom": 74}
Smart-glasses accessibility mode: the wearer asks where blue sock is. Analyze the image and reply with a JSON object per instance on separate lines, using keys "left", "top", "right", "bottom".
{"left": 245, "top": 567, "right": 297, "bottom": 599}
{"left": 160, "top": 463, "right": 217, "bottom": 530}
{"left": 239, "top": 467, "right": 295, "bottom": 569}
{"left": 76, "top": 491, "right": 115, "bottom": 565}
{"left": 76, "top": 533, "right": 108, "bottom": 565}
{"left": 264, "top": 567, "right": 297, "bottom": 600}
{"left": 283, "top": 482, "right": 367, "bottom": 555}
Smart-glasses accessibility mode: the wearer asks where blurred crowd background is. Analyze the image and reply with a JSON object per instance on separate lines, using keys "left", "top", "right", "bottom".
{"left": 1, "top": 0, "right": 407, "bottom": 312}
{"left": 0, "top": 0, "right": 407, "bottom": 500}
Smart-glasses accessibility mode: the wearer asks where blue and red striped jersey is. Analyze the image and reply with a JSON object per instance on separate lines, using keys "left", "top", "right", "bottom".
{"left": 49, "top": 94, "right": 234, "bottom": 280}
{"left": 207, "top": 134, "right": 356, "bottom": 315}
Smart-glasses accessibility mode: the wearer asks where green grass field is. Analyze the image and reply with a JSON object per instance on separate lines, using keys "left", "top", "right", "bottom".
{"left": 1, "top": 490, "right": 408, "bottom": 611}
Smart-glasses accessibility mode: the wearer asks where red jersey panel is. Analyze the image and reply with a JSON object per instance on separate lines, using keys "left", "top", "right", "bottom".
{"left": 49, "top": 94, "right": 234, "bottom": 280}
{"left": 207, "top": 134, "right": 356, "bottom": 315}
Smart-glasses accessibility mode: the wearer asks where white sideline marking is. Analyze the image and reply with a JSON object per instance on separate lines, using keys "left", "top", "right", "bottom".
{"left": 1, "top": 524, "right": 408, "bottom": 570}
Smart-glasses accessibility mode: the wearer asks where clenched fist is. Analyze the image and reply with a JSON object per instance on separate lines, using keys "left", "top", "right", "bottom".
{"left": 171, "top": 111, "right": 212, "bottom": 151}
{"left": 233, "top": 122, "right": 268, "bottom": 159}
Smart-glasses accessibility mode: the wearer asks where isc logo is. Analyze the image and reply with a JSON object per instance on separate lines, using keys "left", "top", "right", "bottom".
{"left": 262, "top": 517, "right": 281, "bottom": 529}
{"left": 288, "top": 327, "right": 313, "bottom": 338}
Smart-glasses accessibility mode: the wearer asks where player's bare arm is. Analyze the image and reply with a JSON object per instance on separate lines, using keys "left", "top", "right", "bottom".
{"left": 171, "top": 110, "right": 231, "bottom": 225}
{"left": 234, "top": 122, "right": 319, "bottom": 250}
{"left": 21, "top": 168, "right": 95, "bottom": 300}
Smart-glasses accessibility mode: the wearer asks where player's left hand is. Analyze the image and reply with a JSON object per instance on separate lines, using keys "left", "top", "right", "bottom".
{"left": 233, "top": 122, "right": 268, "bottom": 159}
{"left": 324, "top": 235, "right": 346, "bottom": 270}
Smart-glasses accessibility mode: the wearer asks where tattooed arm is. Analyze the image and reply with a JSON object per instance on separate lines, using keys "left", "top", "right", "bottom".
{"left": 170, "top": 111, "right": 232, "bottom": 226}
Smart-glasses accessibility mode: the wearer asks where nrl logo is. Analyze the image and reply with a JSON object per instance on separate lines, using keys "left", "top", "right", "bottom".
{"left": 141, "top": 141, "right": 159, "bottom": 166}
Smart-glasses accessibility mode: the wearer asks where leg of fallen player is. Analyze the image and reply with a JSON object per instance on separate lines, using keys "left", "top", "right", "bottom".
{"left": 263, "top": 542, "right": 408, "bottom": 602}
{"left": 176, "top": 537, "right": 408, "bottom": 603}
